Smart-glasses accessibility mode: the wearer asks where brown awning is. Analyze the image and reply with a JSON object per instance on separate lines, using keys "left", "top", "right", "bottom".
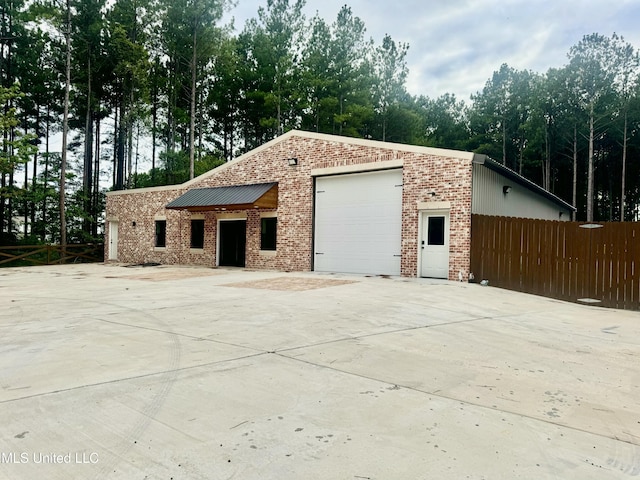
{"left": 166, "top": 183, "right": 278, "bottom": 212}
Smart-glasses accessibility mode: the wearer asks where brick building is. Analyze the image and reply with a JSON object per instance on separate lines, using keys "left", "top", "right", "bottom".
{"left": 105, "top": 131, "right": 573, "bottom": 280}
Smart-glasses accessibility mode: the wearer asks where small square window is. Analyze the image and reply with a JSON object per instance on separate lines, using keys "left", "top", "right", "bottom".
{"left": 191, "top": 219, "right": 205, "bottom": 249}
{"left": 155, "top": 220, "right": 167, "bottom": 248}
{"left": 260, "top": 217, "right": 277, "bottom": 251}
{"left": 427, "top": 216, "right": 445, "bottom": 246}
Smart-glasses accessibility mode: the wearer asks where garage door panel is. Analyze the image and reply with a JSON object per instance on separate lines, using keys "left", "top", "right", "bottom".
{"left": 314, "top": 169, "right": 402, "bottom": 275}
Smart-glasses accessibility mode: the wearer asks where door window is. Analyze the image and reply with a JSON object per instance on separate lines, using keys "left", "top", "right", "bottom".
{"left": 427, "top": 216, "right": 445, "bottom": 246}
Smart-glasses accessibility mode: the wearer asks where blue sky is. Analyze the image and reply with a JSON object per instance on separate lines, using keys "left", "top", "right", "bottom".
{"left": 224, "top": 0, "right": 640, "bottom": 101}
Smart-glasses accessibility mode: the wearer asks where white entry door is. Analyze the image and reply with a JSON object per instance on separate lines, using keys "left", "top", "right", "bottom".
{"left": 420, "top": 212, "right": 449, "bottom": 278}
{"left": 108, "top": 221, "right": 119, "bottom": 260}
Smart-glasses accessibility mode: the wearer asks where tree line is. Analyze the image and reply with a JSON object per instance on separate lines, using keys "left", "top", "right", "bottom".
{"left": 1, "top": 0, "right": 639, "bottom": 245}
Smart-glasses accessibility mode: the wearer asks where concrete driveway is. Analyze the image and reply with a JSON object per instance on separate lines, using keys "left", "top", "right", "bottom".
{"left": 0, "top": 264, "right": 639, "bottom": 479}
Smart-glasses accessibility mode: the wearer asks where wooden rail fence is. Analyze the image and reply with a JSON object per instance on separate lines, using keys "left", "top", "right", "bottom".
{"left": 470, "top": 215, "right": 640, "bottom": 310}
{"left": 0, "top": 244, "right": 104, "bottom": 267}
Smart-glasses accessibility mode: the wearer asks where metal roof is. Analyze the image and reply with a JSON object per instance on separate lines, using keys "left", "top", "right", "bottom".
{"left": 472, "top": 154, "right": 576, "bottom": 212}
{"left": 166, "top": 183, "right": 277, "bottom": 210}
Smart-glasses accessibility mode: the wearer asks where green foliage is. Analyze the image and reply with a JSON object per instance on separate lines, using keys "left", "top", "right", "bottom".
{"left": 0, "top": 86, "right": 37, "bottom": 175}
{"left": 24, "top": 152, "right": 63, "bottom": 242}
{"left": 130, "top": 151, "right": 224, "bottom": 188}
{"left": 372, "top": 34, "right": 409, "bottom": 141}
{"left": 6, "top": 0, "right": 640, "bottom": 242}
{"left": 419, "top": 94, "right": 469, "bottom": 150}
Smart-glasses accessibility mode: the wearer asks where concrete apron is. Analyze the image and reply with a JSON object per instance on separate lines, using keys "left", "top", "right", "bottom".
{"left": 0, "top": 264, "right": 638, "bottom": 479}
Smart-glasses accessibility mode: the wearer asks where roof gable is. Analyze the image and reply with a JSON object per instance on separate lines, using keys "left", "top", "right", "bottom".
{"left": 181, "top": 130, "right": 475, "bottom": 188}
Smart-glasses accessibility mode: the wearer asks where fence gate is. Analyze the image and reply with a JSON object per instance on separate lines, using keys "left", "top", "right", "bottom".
{"left": 470, "top": 215, "right": 640, "bottom": 310}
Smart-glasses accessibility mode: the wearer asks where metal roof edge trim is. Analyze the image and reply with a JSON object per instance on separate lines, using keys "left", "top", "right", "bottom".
{"left": 287, "top": 130, "right": 476, "bottom": 160}
{"left": 106, "top": 185, "right": 182, "bottom": 196}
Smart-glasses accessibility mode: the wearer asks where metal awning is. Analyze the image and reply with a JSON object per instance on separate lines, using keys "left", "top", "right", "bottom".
{"left": 166, "top": 183, "right": 278, "bottom": 211}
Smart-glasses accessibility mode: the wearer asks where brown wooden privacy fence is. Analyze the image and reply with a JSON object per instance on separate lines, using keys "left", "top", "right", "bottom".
{"left": 470, "top": 215, "right": 640, "bottom": 310}
{"left": 0, "top": 244, "right": 104, "bottom": 268}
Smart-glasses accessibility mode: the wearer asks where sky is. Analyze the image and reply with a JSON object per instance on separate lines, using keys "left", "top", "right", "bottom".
{"left": 223, "top": 0, "right": 640, "bottom": 102}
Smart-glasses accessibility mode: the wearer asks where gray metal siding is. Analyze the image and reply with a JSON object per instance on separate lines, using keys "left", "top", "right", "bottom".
{"left": 472, "top": 164, "right": 571, "bottom": 220}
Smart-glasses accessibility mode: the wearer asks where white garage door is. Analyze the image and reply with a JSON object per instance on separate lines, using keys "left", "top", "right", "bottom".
{"left": 314, "top": 169, "right": 403, "bottom": 275}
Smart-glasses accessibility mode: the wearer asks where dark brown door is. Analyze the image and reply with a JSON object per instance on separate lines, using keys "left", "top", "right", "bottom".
{"left": 219, "top": 220, "right": 246, "bottom": 267}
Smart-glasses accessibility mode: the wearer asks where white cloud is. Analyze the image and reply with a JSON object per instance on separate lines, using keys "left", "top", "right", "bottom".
{"left": 225, "top": 0, "right": 640, "bottom": 100}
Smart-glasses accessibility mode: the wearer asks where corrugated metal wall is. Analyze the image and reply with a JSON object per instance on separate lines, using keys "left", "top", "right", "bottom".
{"left": 472, "top": 164, "right": 571, "bottom": 220}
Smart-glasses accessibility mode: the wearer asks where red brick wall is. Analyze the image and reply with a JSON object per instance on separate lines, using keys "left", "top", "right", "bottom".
{"left": 105, "top": 133, "right": 473, "bottom": 279}
{"left": 401, "top": 153, "right": 473, "bottom": 279}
